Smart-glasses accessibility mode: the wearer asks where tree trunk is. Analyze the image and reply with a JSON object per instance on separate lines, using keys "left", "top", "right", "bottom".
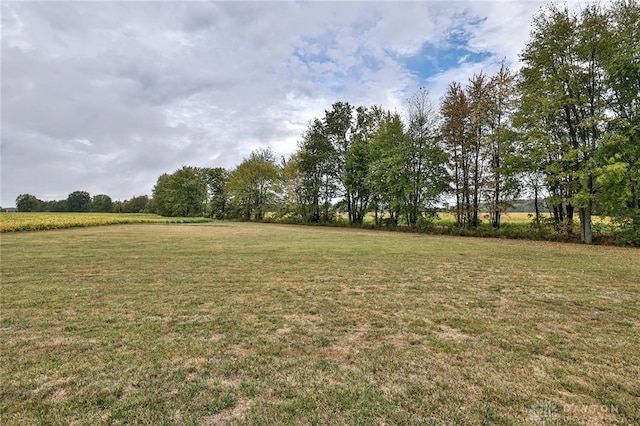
{"left": 579, "top": 204, "right": 592, "bottom": 244}
{"left": 533, "top": 185, "right": 540, "bottom": 224}
{"left": 580, "top": 174, "right": 594, "bottom": 244}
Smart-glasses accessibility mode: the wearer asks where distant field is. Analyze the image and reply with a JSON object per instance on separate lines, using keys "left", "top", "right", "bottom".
{"left": 1, "top": 222, "right": 638, "bottom": 424}
{"left": 435, "top": 211, "right": 610, "bottom": 224}
{"left": 0, "top": 212, "right": 211, "bottom": 232}
{"left": 437, "top": 211, "right": 544, "bottom": 223}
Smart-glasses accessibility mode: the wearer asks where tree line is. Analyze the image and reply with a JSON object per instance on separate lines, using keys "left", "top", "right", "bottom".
{"left": 14, "top": 2, "right": 639, "bottom": 244}
{"left": 16, "top": 192, "right": 149, "bottom": 214}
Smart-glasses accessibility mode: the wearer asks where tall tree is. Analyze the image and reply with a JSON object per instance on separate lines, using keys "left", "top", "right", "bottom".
{"left": 519, "top": 4, "right": 608, "bottom": 243}
{"left": 227, "top": 148, "right": 281, "bottom": 221}
{"left": 151, "top": 166, "right": 207, "bottom": 217}
{"left": 441, "top": 82, "right": 471, "bottom": 227}
{"left": 296, "top": 119, "right": 338, "bottom": 222}
{"left": 403, "top": 88, "right": 449, "bottom": 226}
{"left": 16, "top": 194, "right": 41, "bottom": 212}
{"left": 67, "top": 191, "right": 92, "bottom": 212}
{"left": 368, "top": 110, "right": 406, "bottom": 226}
{"left": 344, "top": 106, "right": 379, "bottom": 224}
{"left": 91, "top": 194, "right": 113, "bottom": 213}
{"left": 466, "top": 73, "right": 491, "bottom": 227}
{"left": 120, "top": 195, "right": 149, "bottom": 213}
{"left": 201, "top": 167, "right": 229, "bottom": 219}
{"left": 281, "top": 152, "right": 307, "bottom": 220}
{"left": 484, "top": 64, "right": 521, "bottom": 228}
{"left": 596, "top": 0, "right": 640, "bottom": 241}
{"left": 324, "top": 101, "right": 356, "bottom": 222}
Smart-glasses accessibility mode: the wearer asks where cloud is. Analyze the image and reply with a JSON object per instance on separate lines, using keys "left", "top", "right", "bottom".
{"left": 0, "top": 0, "right": 577, "bottom": 207}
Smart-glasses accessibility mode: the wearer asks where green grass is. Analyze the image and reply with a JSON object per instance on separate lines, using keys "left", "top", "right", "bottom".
{"left": 1, "top": 222, "right": 639, "bottom": 425}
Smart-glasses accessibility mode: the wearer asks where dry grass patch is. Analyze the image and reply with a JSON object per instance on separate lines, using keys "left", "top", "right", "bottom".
{"left": 1, "top": 222, "right": 639, "bottom": 425}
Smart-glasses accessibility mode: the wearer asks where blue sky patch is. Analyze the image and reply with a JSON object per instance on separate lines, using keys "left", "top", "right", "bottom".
{"left": 403, "top": 20, "right": 493, "bottom": 81}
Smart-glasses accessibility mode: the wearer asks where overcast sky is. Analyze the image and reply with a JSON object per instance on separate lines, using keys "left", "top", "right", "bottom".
{"left": 1, "top": 0, "right": 595, "bottom": 207}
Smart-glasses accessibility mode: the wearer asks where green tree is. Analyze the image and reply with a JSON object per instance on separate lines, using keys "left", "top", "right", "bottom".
{"left": 441, "top": 81, "right": 471, "bottom": 227}
{"left": 16, "top": 194, "right": 41, "bottom": 212}
{"left": 67, "top": 191, "right": 92, "bottom": 212}
{"left": 40, "top": 199, "right": 67, "bottom": 212}
{"left": 403, "top": 88, "right": 449, "bottom": 227}
{"left": 296, "top": 119, "right": 338, "bottom": 222}
{"left": 595, "top": 0, "right": 640, "bottom": 242}
{"left": 227, "top": 148, "right": 281, "bottom": 221}
{"left": 483, "top": 64, "right": 521, "bottom": 229}
{"left": 91, "top": 194, "right": 113, "bottom": 212}
{"left": 151, "top": 166, "right": 207, "bottom": 217}
{"left": 466, "top": 73, "right": 491, "bottom": 227}
{"left": 201, "top": 167, "right": 229, "bottom": 219}
{"left": 367, "top": 111, "right": 407, "bottom": 226}
{"left": 294, "top": 102, "right": 382, "bottom": 224}
{"left": 344, "top": 106, "right": 379, "bottom": 224}
{"left": 324, "top": 102, "right": 356, "bottom": 222}
{"left": 120, "top": 195, "right": 149, "bottom": 213}
{"left": 281, "top": 152, "right": 306, "bottom": 220}
{"left": 519, "top": 4, "right": 609, "bottom": 243}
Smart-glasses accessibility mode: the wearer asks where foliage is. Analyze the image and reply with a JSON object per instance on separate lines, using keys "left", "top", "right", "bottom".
{"left": 227, "top": 148, "right": 281, "bottom": 221}
{"left": 15, "top": 193, "right": 41, "bottom": 212}
{"left": 403, "top": 88, "right": 449, "bottom": 226}
{"left": 201, "top": 167, "right": 229, "bottom": 219}
{"left": 291, "top": 95, "right": 449, "bottom": 228}
{"left": 516, "top": 2, "right": 637, "bottom": 243}
{"left": 440, "top": 81, "right": 470, "bottom": 227}
{"left": 66, "top": 190, "right": 92, "bottom": 212}
{"left": 117, "top": 195, "right": 149, "bottom": 213}
{"left": 440, "top": 67, "right": 522, "bottom": 230}
{"left": 594, "top": 0, "right": 640, "bottom": 234}
{"left": 367, "top": 111, "right": 406, "bottom": 227}
{"left": 40, "top": 199, "right": 67, "bottom": 212}
{"left": 295, "top": 118, "right": 339, "bottom": 222}
{"left": 150, "top": 166, "right": 208, "bottom": 217}
{"left": 91, "top": 194, "right": 113, "bottom": 213}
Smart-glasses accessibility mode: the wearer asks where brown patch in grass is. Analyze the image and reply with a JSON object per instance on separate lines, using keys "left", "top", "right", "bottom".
{"left": 435, "top": 325, "right": 476, "bottom": 342}
{"left": 31, "top": 375, "right": 76, "bottom": 397}
{"left": 49, "top": 387, "right": 68, "bottom": 402}
{"left": 183, "top": 357, "right": 208, "bottom": 370}
{"left": 497, "top": 296, "right": 515, "bottom": 311}
{"left": 208, "top": 333, "right": 225, "bottom": 342}
{"left": 275, "top": 326, "right": 292, "bottom": 335}
{"left": 201, "top": 399, "right": 252, "bottom": 426}
{"left": 228, "top": 344, "right": 250, "bottom": 357}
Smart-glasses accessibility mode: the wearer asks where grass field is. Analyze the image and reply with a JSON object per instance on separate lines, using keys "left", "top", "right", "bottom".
{"left": 1, "top": 222, "right": 639, "bottom": 425}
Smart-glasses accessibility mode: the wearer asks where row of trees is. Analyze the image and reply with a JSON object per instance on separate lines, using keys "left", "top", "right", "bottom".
{"left": 16, "top": 192, "right": 149, "bottom": 213}
{"left": 147, "top": 83, "right": 509, "bottom": 230}
{"left": 149, "top": 1, "right": 639, "bottom": 244}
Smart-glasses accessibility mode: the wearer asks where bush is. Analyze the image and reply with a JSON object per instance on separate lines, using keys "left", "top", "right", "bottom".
{"left": 613, "top": 224, "right": 640, "bottom": 246}
{"left": 417, "top": 216, "right": 436, "bottom": 232}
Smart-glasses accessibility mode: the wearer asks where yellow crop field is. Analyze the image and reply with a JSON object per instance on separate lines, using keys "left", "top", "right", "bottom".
{"left": 436, "top": 212, "right": 547, "bottom": 223}
{"left": 0, "top": 212, "right": 210, "bottom": 232}
{"left": 437, "top": 211, "right": 610, "bottom": 224}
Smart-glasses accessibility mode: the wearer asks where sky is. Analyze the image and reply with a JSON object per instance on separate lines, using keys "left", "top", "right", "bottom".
{"left": 1, "top": 0, "right": 593, "bottom": 207}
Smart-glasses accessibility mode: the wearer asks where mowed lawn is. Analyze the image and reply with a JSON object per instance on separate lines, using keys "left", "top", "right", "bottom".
{"left": 1, "top": 222, "right": 638, "bottom": 425}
